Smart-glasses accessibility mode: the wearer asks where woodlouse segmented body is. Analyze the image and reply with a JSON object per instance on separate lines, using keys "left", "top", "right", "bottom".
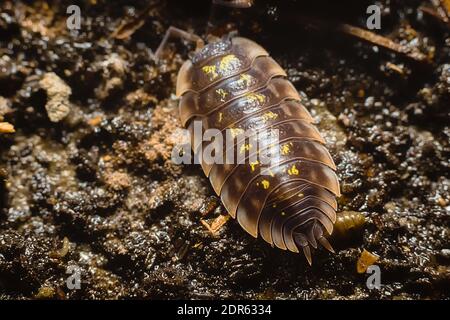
{"left": 176, "top": 37, "right": 341, "bottom": 264}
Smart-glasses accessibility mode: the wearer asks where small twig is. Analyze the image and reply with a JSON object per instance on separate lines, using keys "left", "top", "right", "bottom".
{"left": 420, "top": 6, "right": 445, "bottom": 22}
{"left": 337, "top": 23, "right": 429, "bottom": 63}
{"left": 420, "top": 0, "right": 450, "bottom": 27}
{"left": 111, "top": 1, "right": 160, "bottom": 40}
{"left": 437, "top": 0, "right": 450, "bottom": 19}
{"left": 284, "top": 15, "right": 430, "bottom": 64}
{"left": 200, "top": 215, "right": 230, "bottom": 236}
{"left": 385, "top": 62, "right": 405, "bottom": 75}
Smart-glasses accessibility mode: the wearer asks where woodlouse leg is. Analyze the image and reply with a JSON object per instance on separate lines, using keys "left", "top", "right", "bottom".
{"left": 153, "top": 26, "right": 204, "bottom": 61}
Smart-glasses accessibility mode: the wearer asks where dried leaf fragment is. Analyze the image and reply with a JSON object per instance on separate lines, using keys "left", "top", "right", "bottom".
{"left": 200, "top": 214, "right": 230, "bottom": 236}
{"left": 0, "top": 122, "right": 15, "bottom": 133}
{"left": 357, "top": 249, "right": 380, "bottom": 273}
{"left": 34, "top": 286, "right": 56, "bottom": 299}
{"left": 88, "top": 115, "right": 103, "bottom": 126}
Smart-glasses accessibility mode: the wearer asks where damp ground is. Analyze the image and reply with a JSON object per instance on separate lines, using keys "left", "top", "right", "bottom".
{"left": 0, "top": 0, "right": 449, "bottom": 299}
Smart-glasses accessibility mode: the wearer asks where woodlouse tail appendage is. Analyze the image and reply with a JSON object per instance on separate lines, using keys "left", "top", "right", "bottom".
{"left": 176, "top": 37, "right": 341, "bottom": 265}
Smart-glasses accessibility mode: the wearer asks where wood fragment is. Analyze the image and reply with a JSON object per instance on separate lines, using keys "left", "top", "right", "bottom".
{"left": 285, "top": 15, "right": 430, "bottom": 64}
{"left": 200, "top": 214, "right": 230, "bottom": 236}
{"left": 419, "top": 1, "right": 450, "bottom": 27}
{"left": 200, "top": 219, "right": 214, "bottom": 234}
{"left": 199, "top": 196, "right": 220, "bottom": 216}
{"left": 385, "top": 62, "right": 405, "bottom": 75}
{"left": 438, "top": 0, "right": 450, "bottom": 18}
{"left": 421, "top": 6, "right": 444, "bottom": 22}
{"left": 192, "top": 242, "right": 203, "bottom": 249}
{"left": 175, "top": 242, "right": 190, "bottom": 261}
{"left": 337, "top": 23, "right": 429, "bottom": 63}
{"left": 357, "top": 249, "right": 380, "bottom": 273}
{"left": 88, "top": 115, "right": 103, "bottom": 126}
{"left": 34, "top": 286, "right": 56, "bottom": 299}
{"left": 0, "top": 122, "right": 15, "bottom": 133}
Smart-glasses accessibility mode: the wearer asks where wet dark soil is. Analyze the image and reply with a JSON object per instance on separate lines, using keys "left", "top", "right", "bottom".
{"left": 0, "top": 0, "right": 449, "bottom": 299}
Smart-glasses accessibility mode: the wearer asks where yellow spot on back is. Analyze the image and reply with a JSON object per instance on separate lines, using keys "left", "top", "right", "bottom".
{"left": 239, "top": 74, "right": 252, "bottom": 87}
{"left": 216, "top": 88, "right": 228, "bottom": 101}
{"left": 202, "top": 65, "right": 218, "bottom": 80}
{"left": 261, "top": 179, "right": 270, "bottom": 189}
{"left": 250, "top": 160, "right": 259, "bottom": 172}
{"left": 288, "top": 164, "right": 299, "bottom": 175}
{"left": 219, "top": 54, "right": 240, "bottom": 72}
{"left": 281, "top": 211, "right": 286, "bottom": 216}
{"left": 261, "top": 111, "right": 278, "bottom": 123}
{"left": 240, "top": 143, "right": 252, "bottom": 154}
{"left": 218, "top": 112, "right": 223, "bottom": 123}
{"left": 281, "top": 142, "right": 293, "bottom": 155}
{"left": 245, "top": 92, "right": 266, "bottom": 105}
{"left": 229, "top": 127, "right": 244, "bottom": 137}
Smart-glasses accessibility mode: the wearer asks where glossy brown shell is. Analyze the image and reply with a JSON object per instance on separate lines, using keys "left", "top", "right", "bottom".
{"left": 176, "top": 37, "right": 341, "bottom": 260}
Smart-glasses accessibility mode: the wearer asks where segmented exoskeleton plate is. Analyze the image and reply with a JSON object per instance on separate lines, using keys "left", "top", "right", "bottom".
{"left": 176, "top": 37, "right": 341, "bottom": 264}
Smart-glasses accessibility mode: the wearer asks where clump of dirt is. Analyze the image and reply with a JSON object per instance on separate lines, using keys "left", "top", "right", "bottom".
{"left": 0, "top": 0, "right": 449, "bottom": 299}
{"left": 39, "top": 72, "right": 72, "bottom": 123}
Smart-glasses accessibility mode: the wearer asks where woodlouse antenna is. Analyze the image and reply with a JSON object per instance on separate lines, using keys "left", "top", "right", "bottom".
{"left": 153, "top": 26, "right": 204, "bottom": 61}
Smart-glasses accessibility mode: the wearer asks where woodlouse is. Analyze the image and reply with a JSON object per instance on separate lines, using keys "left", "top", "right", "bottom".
{"left": 174, "top": 35, "right": 342, "bottom": 264}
